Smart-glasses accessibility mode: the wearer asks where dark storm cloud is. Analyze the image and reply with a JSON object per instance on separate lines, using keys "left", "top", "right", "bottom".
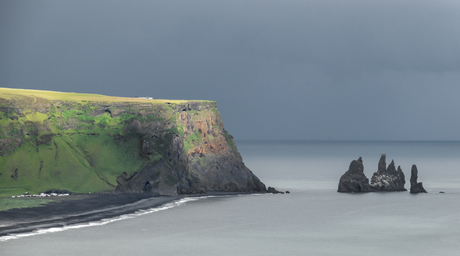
{"left": 1, "top": 0, "right": 460, "bottom": 140}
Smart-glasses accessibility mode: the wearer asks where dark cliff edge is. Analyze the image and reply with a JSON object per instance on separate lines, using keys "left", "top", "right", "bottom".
{"left": 0, "top": 88, "right": 266, "bottom": 197}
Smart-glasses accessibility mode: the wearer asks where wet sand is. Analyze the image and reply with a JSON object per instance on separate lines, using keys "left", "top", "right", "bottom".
{"left": 0, "top": 194, "right": 180, "bottom": 237}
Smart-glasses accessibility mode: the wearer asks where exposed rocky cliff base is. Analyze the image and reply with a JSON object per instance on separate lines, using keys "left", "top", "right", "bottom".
{"left": 0, "top": 88, "right": 266, "bottom": 196}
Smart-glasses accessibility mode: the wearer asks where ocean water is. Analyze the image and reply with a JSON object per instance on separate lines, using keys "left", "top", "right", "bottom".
{"left": 2, "top": 141, "right": 460, "bottom": 255}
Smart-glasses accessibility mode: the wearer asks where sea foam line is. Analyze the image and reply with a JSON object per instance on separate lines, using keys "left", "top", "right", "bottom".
{"left": 0, "top": 196, "right": 211, "bottom": 242}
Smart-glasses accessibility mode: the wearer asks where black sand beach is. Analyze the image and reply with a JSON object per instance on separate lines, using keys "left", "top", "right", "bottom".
{"left": 0, "top": 194, "right": 180, "bottom": 237}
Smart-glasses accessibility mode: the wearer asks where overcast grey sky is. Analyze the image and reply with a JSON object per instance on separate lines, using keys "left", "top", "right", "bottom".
{"left": 1, "top": 0, "right": 460, "bottom": 141}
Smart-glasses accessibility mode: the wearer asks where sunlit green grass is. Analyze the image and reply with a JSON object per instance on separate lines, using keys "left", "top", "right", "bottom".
{"left": 0, "top": 197, "right": 53, "bottom": 211}
{"left": 0, "top": 134, "right": 149, "bottom": 196}
{"left": 0, "top": 87, "right": 212, "bottom": 103}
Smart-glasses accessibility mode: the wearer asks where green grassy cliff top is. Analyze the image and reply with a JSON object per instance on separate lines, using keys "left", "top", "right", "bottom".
{"left": 0, "top": 87, "right": 213, "bottom": 104}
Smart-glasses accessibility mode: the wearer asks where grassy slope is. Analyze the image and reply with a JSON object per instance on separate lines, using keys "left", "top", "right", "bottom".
{"left": 0, "top": 88, "right": 213, "bottom": 198}
{"left": 0, "top": 197, "right": 53, "bottom": 211}
{"left": 0, "top": 135, "right": 146, "bottom": 194}
{"left": 0, "top": 87, "right": 203, "bottom": 103}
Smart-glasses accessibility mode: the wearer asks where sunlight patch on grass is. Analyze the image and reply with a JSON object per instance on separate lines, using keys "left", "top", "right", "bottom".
{"left": 0, "top": 87, "right": 213, "bottom": 104}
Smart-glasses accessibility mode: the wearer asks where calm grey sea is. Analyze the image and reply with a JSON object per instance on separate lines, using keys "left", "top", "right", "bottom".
{"left": 2, "top": 141, "right": 460, "bottom": 256}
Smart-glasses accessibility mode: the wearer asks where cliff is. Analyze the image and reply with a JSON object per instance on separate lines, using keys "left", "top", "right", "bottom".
{"left": 0, "top": 88, "right": 266, "bottom": 196}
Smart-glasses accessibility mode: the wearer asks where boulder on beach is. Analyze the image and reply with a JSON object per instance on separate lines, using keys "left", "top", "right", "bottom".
{"left": 338, "top": 157, "right": 373, "bottom": 192}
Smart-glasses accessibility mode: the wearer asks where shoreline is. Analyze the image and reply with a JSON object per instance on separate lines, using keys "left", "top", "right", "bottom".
{"left": 0, "top": 191, "right": 260, "bottom": 239}
{"left": 0, "top": 193, "right": 181, "bottom": 238}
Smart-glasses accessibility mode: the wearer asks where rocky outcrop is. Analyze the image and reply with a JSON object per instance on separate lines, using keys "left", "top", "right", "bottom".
{"left": 0, "top": 137, "right": 23, "bottom": 156}
{"left": 116, "top": 159, "right": 179, "bottom": 195}
{"left": 267, "top": 187, "right": 285, "bottom": 194}
{"left": 338, "top": 154, "right": 420, "bottom": 193}
{"left": 338, "top": 157, "right": 373, "bottom": 192}
{"left": 410, "top": 165, "right": 427, "bottom": 193}
{"left": 370, "top": 154, "right": 406, "bottom": 191}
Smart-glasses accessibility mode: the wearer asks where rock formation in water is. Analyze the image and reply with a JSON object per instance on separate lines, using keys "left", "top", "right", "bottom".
{"left": 0, "top": 88, "right": 266, "bottom": 196}
{"left": 410, "top": 165, "right": 427, "bottom": 193}
{"left": 338, "top": 157, "right": 373, "bottom": 192}
{"left": 267, "top": 187, "right": 285, "bottom": 194}
{"left": 370, "top": 154, "right": 406, "bottom": 192}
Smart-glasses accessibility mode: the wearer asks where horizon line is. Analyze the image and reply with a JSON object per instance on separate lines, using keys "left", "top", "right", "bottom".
{"left": 235, "top": 139, "right": 460, "bottom": 143}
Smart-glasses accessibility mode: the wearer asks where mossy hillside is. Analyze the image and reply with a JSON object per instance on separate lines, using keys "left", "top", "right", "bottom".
{"left": 0, "top": 88, "right": 215, "bottom": 151}
{"left": 0, "top": 134, "right": 147, "bottom": 196}
{"left": 0, "top": 87, "right": 212, "bottom": 139}
{"left": 1, "top": 88, "right": 221, "bottom": 197}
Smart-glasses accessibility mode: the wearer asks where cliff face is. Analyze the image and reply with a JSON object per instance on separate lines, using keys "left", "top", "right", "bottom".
{"left": 0, "top": 88, "right": 265, "bottom": 196}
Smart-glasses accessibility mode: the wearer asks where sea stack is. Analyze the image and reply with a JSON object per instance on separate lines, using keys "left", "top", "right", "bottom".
{"left": 410, "top": 165, "right": 427, "bottom": 193}
{"left": 370, "top": 154, "right": 406, "bottom": 192}
{"left": 338, "top": 157, "right": 373, "bottom": 192}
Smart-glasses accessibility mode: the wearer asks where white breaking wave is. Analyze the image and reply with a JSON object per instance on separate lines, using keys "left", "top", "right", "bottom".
{"left": 0, "top": 196, "right": 212, "bottom": 242}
